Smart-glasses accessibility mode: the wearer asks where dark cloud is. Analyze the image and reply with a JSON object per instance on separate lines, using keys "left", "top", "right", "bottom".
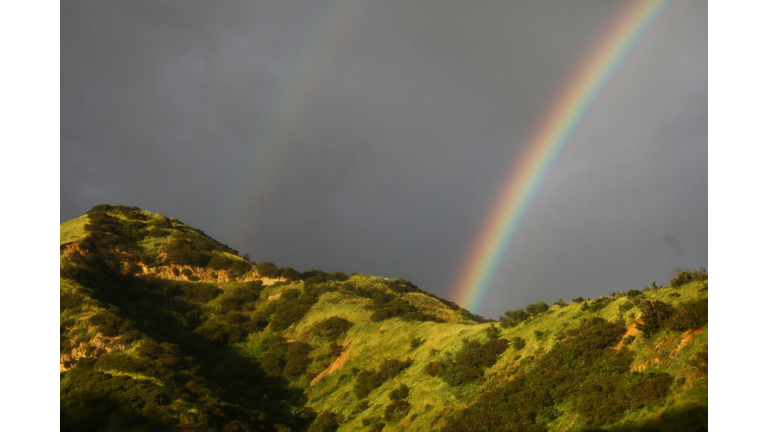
{"left": 61, "top": 0, "right": 707, "bottom": 317}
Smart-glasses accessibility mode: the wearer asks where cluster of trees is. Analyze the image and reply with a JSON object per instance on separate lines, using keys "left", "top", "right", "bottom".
{"left": 307, "top": 316, "right": 354, "bottom": 340}
{"left": 499, "top": 301, "right": 550, "bottom": 328}
{"left": 354, "top": 359, "right": 413, "bottom": 399}
{"left": 637, "top": 298, "right": 708, "bottom": 338}
{"left": 424, "top": 337, "right": 510, "bottom": 386}
{"left": 443, "top": 317, "right": 673, "bottom": 431}
{"left": 670, "top": 267, "right": 708, "bottom": 288}
{"left": 263, "top": 284, "right": 335, "bottom": 331}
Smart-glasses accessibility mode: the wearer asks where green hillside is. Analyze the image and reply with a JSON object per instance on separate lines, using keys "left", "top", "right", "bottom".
{"left": 60, "top": 205, "right": 707, "bottom": 431}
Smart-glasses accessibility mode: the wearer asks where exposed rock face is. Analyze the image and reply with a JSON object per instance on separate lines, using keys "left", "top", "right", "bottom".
{"left": 135, "top": 264, "right": 232, "bottom": 283}
{"left": 60, "top": 242, "right": 87, "bottom": 256}
{"left": 60, "top": 331, "right": 124, "bottom": 373}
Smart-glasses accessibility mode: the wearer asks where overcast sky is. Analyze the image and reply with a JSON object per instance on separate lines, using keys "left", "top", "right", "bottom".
{"left": 61, "top": 0, "right": 707, "bottom": 318}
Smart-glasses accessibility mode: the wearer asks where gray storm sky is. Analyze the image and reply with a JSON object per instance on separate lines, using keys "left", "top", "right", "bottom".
{"left": 61, "top": 0, "right": 707, "bottom": 318}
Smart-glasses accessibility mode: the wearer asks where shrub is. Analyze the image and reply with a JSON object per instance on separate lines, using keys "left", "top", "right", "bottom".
{"left": 410, "top": 337, "right": 425, "bottom": 350}
{"left": 354, "top": 370, "right": 387, "bottom": 399}
{"left": 328, "top": 342, "right": 344, "bottom": 358}
{"left": 182, "top": 283, "right": 221, "bottom": 303}
{"left": 428, "top": 339, "right": 509, "bottom": 386}
{"left": 572, "top": 297, "right": 585, "bottom": 303}
{"left": 442, "top": 318, "right": 630, "bottom": 431}
{"left": 637, "top": 299, "right": 673, "bottom": 337}
{"left": 424, "top": 360, "right": 448, "bottom": 377}
{"left": 625, "top": 372, "right": 673, "bottom": 409}
{"left": 284, "top": 342, "right": 313, "bottom": 378}
{"left": 208, "top": 256, "right": 234, "bottom": 270}
{"left": 666, "top": 299, "right": 708, "bottom": 331}
{"left": 308, "top": 317, "right": 354, "bottom": 340}
{"left": 688, "top": 348, "right": 708, "bottom": 375}
{"left": 308, "top": 411, "right": 344, "bottom": 432}
{"left": 626, "top": 289, "right": 642, "bottom": 298}
{"left": 499, "top": 309, "right": 529, "bottom": 328}
{"left": 256, "top": 261, "right": 280, "bottom": 278}
{"left": 510, "top": 336, "right": 526, "bottom": 350}
{"left": 525, "top": 301, "right": 549, "bottom": 316}
{"left": 670, "top": 267, "right": 706, "bottom": 287}
{"left": 89, "top": 313, "right": 131, "bottom": 337}
{"left": 389, "top": 384, "right": 409, "bottom": 401}
{"left": 484, "top": 325, "right": 501, "bottom": 340}
{"left": 384, "top": 401, "right": 410, "bottom": 422}
{"left": 354, "top": 359, "right": 412, "bottom": 399}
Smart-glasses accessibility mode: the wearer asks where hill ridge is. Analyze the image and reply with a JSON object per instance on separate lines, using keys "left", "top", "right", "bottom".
{"left": 60, "top": 205, "right": 708, "bottom": 431}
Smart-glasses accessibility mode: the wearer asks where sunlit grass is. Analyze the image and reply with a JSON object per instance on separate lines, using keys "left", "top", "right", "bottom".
{"left": 60, "top": 214, "right": 89, "bottom": 244}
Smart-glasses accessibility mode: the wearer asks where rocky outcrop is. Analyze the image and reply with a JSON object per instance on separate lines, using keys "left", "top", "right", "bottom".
{"left": 134, "top": 264, "right": 233, "bottom": 283}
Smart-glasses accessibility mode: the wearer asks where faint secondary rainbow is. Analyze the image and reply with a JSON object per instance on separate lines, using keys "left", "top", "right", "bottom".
{"left": 221, "top": 0, "right": 365, "bottom": 240}
{"left": 452, "top": 0, "right": 673, "bottom": 314}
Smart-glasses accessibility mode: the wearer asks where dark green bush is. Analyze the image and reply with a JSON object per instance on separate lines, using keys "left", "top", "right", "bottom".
{"left": 525, "top": 301, "right": 549, "bottom": 316}
{"left": 666, "top": 298, "right": 708, "bottom": 331}
{"left": 284, "top": 342, "right": 313, "bottom": 378}
{"left": 369, "top": 298, "right": 437, "bottom": 323}
{"left": 626, "top": 289, "right": 642, "bottom": 298}
{"left": 354, "top": 359, "right": 412, "bottom": 399}
{"left": 484, "top": 325, "right": 501, "bottom": 340}
{"left": 182, "top": 283, "right": 221, "bottom": 303}
{"left": 354, "top": 370, "right": 387, "bottom": 399}
{"left": 384, "top": 400, "right": 410, "bottom": 422}
{"left": 410, "top": 337, "right": 425, "bottom": 350}
{"left": 510, "top": 336, "right": 526, "bottom": 350}
{"left": 427, "top": 339, "right": 509, "bottom": 387}
{"left": 389, "top": 384, "right": 409, "bottom": 401}
{"left": 89, "top": 313, "right": 131, "bottom": 337}
{"left": 442, "top": 318, "right": 634, "bottom": 431}
{"left": 308, "top": 317, "right": 354, "bottom": 340}
{"left": 208, "top": 256, "right": 234, "bottom": 270}
{"left": 625, "top": 372, "right": 673, "bottom": 409}
{"left": 328, "top": 342, "right": 344, "bottom": 359}
{"left": 61, "top": 292, "right": 83, "bottom": 312}
{"left": 581, "top": 297, "right": 611, "bottom": 313}
{"left": 688, "top": 348, "right": 708, "bottom": 375}
{"left": 308, "top": 411, "right": 345, "bottom": 432}
{"left": 637, "top": 299, "right": 673, "bottom": 337}
{"left": 256, "top": 261, "right": 280, "bottom": 278}
{"left": 671, "top": 267, "right": 707, "bottom": 287}
{"left": 499, "top": 309, "right": 529, "bottom": 328}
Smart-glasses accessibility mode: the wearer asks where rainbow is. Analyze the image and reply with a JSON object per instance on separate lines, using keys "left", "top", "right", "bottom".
{"left": 222, "top": 0, "right": 365, "bottom": 240}
{"left": 451, "top": 0, "right": 673, "bottom": 314}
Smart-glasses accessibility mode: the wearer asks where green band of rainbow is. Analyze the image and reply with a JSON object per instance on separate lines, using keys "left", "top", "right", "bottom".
{"left": 452, "top": 0, "right": 672, "bottom": 314}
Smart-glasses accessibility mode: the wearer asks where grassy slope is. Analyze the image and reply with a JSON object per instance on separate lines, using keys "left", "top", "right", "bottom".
{"left": 60, "top": 207, "right": 707, "bottom": 431}
{"left": 283, "top": 280, "right": 708, "bottom": 431}
{"left": 60, "top": 214, "right": 89, "bottom": 244}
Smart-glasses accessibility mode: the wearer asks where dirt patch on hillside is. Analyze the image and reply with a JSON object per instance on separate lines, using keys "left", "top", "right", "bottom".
{"left": 673, "top": 328, "right": 704, "bottom": 356}
{"left": 310, "top": 345, "right": 351, "bottom": 387}
{"left": 614, "top": 322, "right": 639, "bottom": 351}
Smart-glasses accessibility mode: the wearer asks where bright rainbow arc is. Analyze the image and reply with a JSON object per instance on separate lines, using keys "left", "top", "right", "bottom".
{"left": 451, "top": 0, "right": 672, "bottom": 314}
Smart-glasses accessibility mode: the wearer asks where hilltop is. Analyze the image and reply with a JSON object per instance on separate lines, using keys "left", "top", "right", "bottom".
{"left": 60, "top": 205, "right": 707, "bottom": 431}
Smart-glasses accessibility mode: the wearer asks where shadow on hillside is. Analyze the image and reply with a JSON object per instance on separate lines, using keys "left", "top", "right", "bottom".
{"left": 62, "top": 252, "right": 311, "bottom": 430}
{"left": 584, "top": 405, "right": 708, "bottom": 432}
